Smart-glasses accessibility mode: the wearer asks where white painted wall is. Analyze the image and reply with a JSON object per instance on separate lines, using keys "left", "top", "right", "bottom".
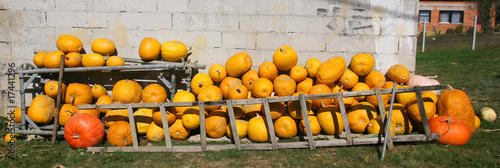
{"left": 0, "top": 0, "right": 418, "bottom": 116}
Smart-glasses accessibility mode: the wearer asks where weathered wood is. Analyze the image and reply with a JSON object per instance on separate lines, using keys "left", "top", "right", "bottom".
{"left": 199, "top": 102, "right": 207, "bottom": 151}
{"left": 375, "top": 87, "right": 393, "bottom": 150}
{"left": 299, "top": 94, "right": 316, "bottom": 150}
{"left": 262, "top": 98, "right": 278, "bottom": 149}
{"left": 315, "top": 139, "right": 349, "bottom": 147}
{"left": 414, "top": 86, "right": 432, "bottom": 141}
{"left": 337, "top": 93, "right": 352, "bottom": 146}
{"left": 126, "top": 105, "right": 139, "bottom": 150}
{"left": 240, "top": 143, "right": 274, "bottom": 150}
{"left": 226, "top": 100, "right": 241, "bottom": 149}
{"left": 158, "top": 104, "right": 172, "bottom": 151}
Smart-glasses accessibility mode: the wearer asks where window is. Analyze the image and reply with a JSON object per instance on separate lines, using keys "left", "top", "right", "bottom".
{"left": 419, "top": 10, "right": 431, "bottom": 23}
{"left": 439, "top": 11, "right": 463, "bottom": 24}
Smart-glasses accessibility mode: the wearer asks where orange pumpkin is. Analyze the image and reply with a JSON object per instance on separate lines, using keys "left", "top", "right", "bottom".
{"left": 107, "top": 121, "right": 133, "bottom": 146}
{"left": 170, "top": 119, "right": 191, "bottom": 140}
{"left": 366, "top": 91, "right": 390, "bottom": 108}
{"left": 105, "top": 56, "right": 125, "bottom": 66}
{"left": 273, "top": 45, "right": 298, "bottom": 71}
{"left": 205, "top": 110, "right": 228, "bottom": 138}
{"left": 296, "top": 77, "right": 314, "bottom": 94}
{"left": 350, "top": 53, "right": 375, "bottom": 76}
{"left": 172, "top": 90, "right": 196, "bottom": 118}
{"left": 91, "top": 38, "right": 116, "bottom": 56}
{"left": 289, "top": 65, "right": 308, "bottom": 82}
{"left": 339, "top": 69, "right": 359, "bottom": 89}
{"left": 82, "top": 53, "right": 105, "bottom": 67}
{"left": 75, "top": 106, "right": 100, "bottom": 119}
{"left": 112, "top": 79, "right": 142, "bottom": 104}
{"left": 220, "top": 77, "right": 242, "bottom": 99}
{"left": 96, "top": 95, "right": 113, "bottom": 113}
{"left": 65, "top": 83, "right": 93, "bottom": 105}
{"left": 104, "top": 109, "right": 129, "bottom": 128}
{"left": 208, "top": 64, "right": 227, "bottom": 83}
{"left": 351, "top": 82, "right": 371, "bottom": 101}
{"left": 287, "top": 92, "right": 314, "bottom": 120}
{"left": 241, "top": 70, "right": 259, "bottom": 91}
{"left": 226, "top": 119, "right": 249, "bottom": 139}
{"left": 13, "top": 107, "right": 22, "bottom": 123}
{"left": 299, "top": 115, "right": 322, "bottom": 136}
{"left": 190, "top": 73, "right": 214, "bottom": 96}
{"left": 331, "top": 84, "right": 354, "bottom": 109}
{"left": 161, "top": 40, "right": 188, "bottom": 62}
{"left": 225, "top": 52, "right": 253, "bottom": 77}
{"left": 197, "top": 85, "right": 223, "bottom": 111}
{"left": 146, "top": 122, "right": 165, "bottom": 142}
{"left": 305, "top": 58, "right": 322, "bottom": 78}
{"left": 261, "top": 101, "right": 286, "bottom": 119}
{"left": 364, "top": 71, "right": 386, "bottom": 88}
{"left": 385, "top": 103, "right": 413, "bottom": 134}
{"left": 64, "top": 52, "right": 83, "bottom": 67}
{"left": 139, "top": 37, "right": 161, "bottom": 60}
{"left": 247, "top": 114, "right": 269, "bottom": 142}
{"left": 242, "top": 103, "right": 263, "bottom": 118}
{"left": 274, "top": 115, "right": 298, "bottom": 138}
{"left": 252, "top": 78, "right": 274, "bottom": 98}
{"left": 429, "top": 116, "right": 471, "bottom": 146}
{"left": 64, "top": 113, "right": 105, "bottom": 149}
{"left": 229, "top": 105, "right": 246, "bottom": 119}
{"left": 387, "top": 64, "right": 410, "bottom": 84}
{"left": 308, "top": 84, "right": 333, "bottom": 110}
{"left": 152, "top": 107, "right": 177, "bottom": 126}
{"left": 91, "top": 84, "right": 108, "bottom": 99}
{"left": 347, "top": 101, "right": 378, "bottom": 133}
{"left": 33, "top": 52, "right": 47, "bottom": 68}
{"left": 395, "top": 85, "right": 416, "bottom": 106}
{"left": 182, "top": 107, "right": 206, "bottom": 130}
{"left": 56, "top": 35, "right": 83, "bottom": 53}
{"left": 273, "top": 75, "right": 296, "bottom": 97}
{"left": 142, "top": 83, "right": 167, "bottom": 103}
{"left": 316, "top": 105, "right": 344, "bottom": 135}
{"left": 407, "top": 95, "right": 436, "bottom": 123}
{"left": 258, "top": 61, "right": 278, "bottom": 81}
{"left": 437, "top": 86, "right": 476, "bottom": 133}
{"left": 58, "top": 104, "right": 76, "bottom": 126}
{"left": 316, "top": 56, "right": 346, "bottom": 85}
{"left": 227, "top": 85, "right": 248, "bottom": 100}
{"left": 43, "top": 51, "right": 65, "bottom": 69}
{"left": 44, "top": 80, "right": 67, "bottom": 99}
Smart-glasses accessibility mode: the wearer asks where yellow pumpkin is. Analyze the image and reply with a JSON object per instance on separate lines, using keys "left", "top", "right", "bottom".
{"left": 91, "top": 38, "right": 116, "bottom": 56}
{"left": 273, "top": 45, "right": 298, "bottom": 71}
{"left": 296, "top": 77, "right": 314, "bottom": 94}
{"left": 287, "top": 92, "right": 314, "bottom": 120}
{"left": 82, "top": 53, "right": 105, "bottom": 67}
{"left": 251, "top": 78, "right": 274, "bottom": 98}
{"left": 33, "top": 52, "right": 47, "bottom": 68}
{"left": 228, "top": 105, "right": 245, "bottom": 119}
{"left": 395, "top": 85, "right": 416, "bottom": 106}
{"left": 182, "top": 107, "right": 206, "bottom": 130}
{"left": 316, "top": 56, "right": 346, "bottom": 85}
{"left": 289, "top": 65, "right": 308, "bottom": 83}
{"left": 152, "top": 107, "right": 177, "bottom": 126}
{"left": 208, "top": 64, "right": 227, "bottom": 83}
{"left": 305, "top": 58, "right": 322, "bottom": 78}
{"left": 387, "top": 64, "right": 410, "bottom": 84}
{"left": 258, "top": 61, "right": 278, "bottom": 81}
{"left": 274, "top": 115, "right": 298, "bottom": 138}
{"left": 225, "top": 52, "right": 253, "bottom": 77}
{"left": 226, "top": 119, "right": 249, "bottom": 139}
{"left": 161, "top": 40, "right": 188, "bottom": 62}
{"left": 75, "top": 105, "right": 100, "bottom": 118}
{"left": 28, "top": 95, "right": 55, "bottom": 124}
{"left": 241, "top": 70, "right": 259, "bottom": 91}
{"left": 205, "top": 110, "right": 228, "bottom": 138}
{"left": 170, "top": 119, "right": 191, "bottom": 140}
{"left": 299, "top": 115, "right": 322, "bottom": 136}
{"left": 385, "top": 103, "right": 413, "bottom": 134}
{"left": 366, "top": 117, "right": 395, "bottom": 136}
{"left": 247, "top": 114, "right": 269, "bottom": 142}
{"left": 316, "top": 105, "right": 344, "bottom": 135}
{"left": 220, "top": 77, "right": 242, "bottom": 99}
{"left": 146, "top": 122, "right": 165, "bottom": 142}
{"left": 4, "top": 133, "right": 19, "bottom": 144}
{"left": 56, "top": 35, "right": 83, "bottom": 53}
{"left": 347, "top": 101, "right": 378, "bottom": 133}
{"left": 273, "top": 75, "right": 296, "bottom": 97}
{"left": 43, "top": 51, "right": 65, "bottom": 69}
{"left": 96, "top": 95, "right": 113, "bottom": 113}
{"left": 309, "top": 84, "right": 333, "bottom": 110}
{"left": 261, "top": 101, "right": 286, "bottom": 120}
{"left": 64, "top": 52, "right": 83, "bottom": 67}
{"left": 91, "top": 84, "right": 108, "bottom": 99}
{"left": 65, "top": 83, "right": 93, "bottom": 106}
{"left": 190, "top": 73, "right": 214, "bottom": 96}
{"left": 227, "top": 85, "right": 248, "bottom": 100}
{"left": 197, "top": 85, "right": 223, "bottom": 111}
{"left": 364, "top": 71, "right": 386, "bottom": 88}
{"left": 242, "top": 103, "right": 263, "bottom": 118}
{"left": 105, "top": 56, "right": 125, "bottom": 66}
{"left": 351, "top": 82, "right": 371, "bottom": 101}
{"left": 58, "top": 104, "right": 76, "bottom": 126}
{"left": 350, "top": 53, "right": 375, "bottom": 76}
{"left": 331, "top": 84, "right": 355, "bottom": 109}
{"left": 139, "top": 37, "right": 161, "bottom": 60}
{"left": 112, "top": 79, "right": 142, "bottom": 104}
{"left": 407, "top": 95, "right": 436, "bottom": 123}
{"left": 13, "top": 107, "right": 22, "bottom": 123}
{"left": 339, "top": 69, "right": 359, "bottom": 89}
{"left": 172, "top": 90, "right": 196, "bottom": 118}
{"left": 44, "top": 80, "right": 67, "bottom": 99}
{"left": 134, "top": 108, "right": 154, "bottom": 134}
{"left": 142, "top": 83, "right": 167, "bottom": 103}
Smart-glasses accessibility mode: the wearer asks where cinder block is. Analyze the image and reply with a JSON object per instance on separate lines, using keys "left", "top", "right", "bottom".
{"left": 47, "top": 11, "right": 109, "bottom": 28}
{"left": 19, "top": 11, "right": 47, "bottom": 27}
{"left": 158, "top": 0, "right": 189, "bottom": 13}
{"left": 156, "top": 30, "right": 222, "bottom": 49}
{"left": 124, "top": 0, "right": 158, "bottom": 12}
{"left": 282, "top": 16, "right": 311, "bottom": 33}
{"left": 117, "top": 12, "right": 172, "bottom": 30}
{"left": 0, "top": 10, "right": 9, "bottom": 26}
{"left": 344, "top": 17, "right": 376, "bottom": 35}
{"left": 379, "top": 17, "right": 415, "bottom": 36}
{"left": 255, "top": 32, "right": 293, "bottom": 51}
{"left": 221, "top": 0, "right": 259, "bottom": 15}
{"left": 172, "top": 13, "right": 206, "bottom": 31}
{"left": 375, "top": 35, "right": 399, "bottom": 55}
{"left": 205, "top": 14, "right": 239, "bottom": 32}
{"left": 269, "top": 32, "right": 327, "bottom": 52}
{"left": 93, "top": 0, "right": 127, "bottom": 12}
{"left": 256, "top": 0, "right": 315, "bottom": 16}
{"left": 370, "top": 0, "right": 403, "bottom": 18}
{"left": 308, "top": 17, "right": 340, "bottom": 34}
{"left": 325, "top": 34, "right": 376, "bottom": 53}
{"left": 0, "top": 42, "right": 11, "bottom": 56}
{"left": 222, "top": 32, "right": 256, "bottom": 50}
{"left": 185, "top": 0, "right": 222, "bottom": 14}
{"left": 13, "top": 27, "right": 56, "bottom": 45}
{"left": 239, "top": 15, "right": 278, "bottom": 33}
{"left": 55, "top": 0, "right": 93, "bottom": 11}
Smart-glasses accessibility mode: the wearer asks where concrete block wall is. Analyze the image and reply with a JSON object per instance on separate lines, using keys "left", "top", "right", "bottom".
{"left": 0, "top": 0, "right": 418, "bottom": 116}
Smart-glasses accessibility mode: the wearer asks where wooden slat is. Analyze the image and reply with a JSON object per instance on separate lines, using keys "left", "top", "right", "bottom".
{"left": 199, "top": 102, "right": 207, "bottom": 151}
{"left": 240, "top": 143, "right": 274, "bottom": 150}
{"left": 158, "top": 104, "right": 172, "bottom": 151}
{"left": 414, "top": 86, "right": 432, "bottom": 141}
{"left": 261, "top": 98, "right": 278, "bottom": 149}
{"left": 336, "top": 93, "right": 352, "bottom": 146}
{"left": 299, "top": 94, "right": 315, "bottom": 150}
{"left": 375, "top": 87, "right": 393, "bottom": 149}
{"left": 126, "top": 105, "right": 139, "bottom": 150}
{"left": 225, "top": 100, "right": 241, "bottom": 149}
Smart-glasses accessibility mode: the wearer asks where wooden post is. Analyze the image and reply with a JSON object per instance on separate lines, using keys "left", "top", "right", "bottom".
{"left": 199, "top": 102, "right": 207, "bottom": 151}
{"left": 337, "top": 93, "right": 352, "bottom": 145}
{"left": 414, "top": 86, "right": 432, "bottom": 141}
{"left": 51, "top": 54, "right": 65, "bottom": 145}
{"left": 127, "top": 104, "right": 139, "bottom": 150}
{"left": 226, "top": 100, "right": 241, "bottom": 149}
{"left": 299, "top": 94, "right": 315, "bottom": 150}
{"left": 158, "top": 104, "right": 172, "bottom": 151}
{"left": 262, "top": 98, "right": 278, "bottom": 149}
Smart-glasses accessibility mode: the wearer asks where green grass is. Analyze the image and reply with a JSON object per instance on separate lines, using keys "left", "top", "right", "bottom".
{"left": 1, "top": 38, "right": 500, "bottom": 167}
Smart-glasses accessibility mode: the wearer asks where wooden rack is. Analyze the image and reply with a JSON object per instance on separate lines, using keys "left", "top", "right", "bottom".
{"left": 78, "top": 84, "right": 447, "bottom": 152}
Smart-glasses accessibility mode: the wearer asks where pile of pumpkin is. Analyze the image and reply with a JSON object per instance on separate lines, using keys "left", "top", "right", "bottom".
{"left": 16, "top": 35, "right": 496, "bottom": 149}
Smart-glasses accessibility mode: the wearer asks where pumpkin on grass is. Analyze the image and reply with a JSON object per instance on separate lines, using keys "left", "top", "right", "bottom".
{"left": 429, "top": 116, "right": 471, "bottom": 146}
{"left": 107, "top": 121, "right": 133, "bottom": 146}
{"left": 274, "top": 115, "right": 297, "bottom": 138}
{"left": 385, "top": 103, "right": 413, "bottom": 134}
{"left": 64, "top": 113, "right": 105, "bottom": 149}
{"left": 480, "top": 107, "right": 497, "bottom": 122}
{"left": 170, "top": 119, "right": 191, "bottom": 140}
{"left": 182, "top": 107, "right": 206, "bottom": 130}
{"left": 316, "top": 105, "right": 344, "bottom": 135}
{"left": 407, "top": 95, "right": 436, "bottom": 123}
{"left": 299, "top": 115, "right": 322, "bottom": 136}
{"left": 205, "top": 110, "right": 228, "bottom": 138}
{"left": 247, "top": 114, "right": 269, "bottom": 142}
{"left": 28, "top": 94, "right": 55, "bottom": 124}
{"left": 226, "top": 119, "right": 249, "bottom": 139}
{"left": 134, "top": 108, "right": 154, "bottom": 134}
{"left": 437, "top": 86, "right": 476, "bottom": 133}
{"left": 346, "top": 101, "right": 378, "bottom": 133}
{"left": 147, "top": 122, "right": 165, "bottom": 142}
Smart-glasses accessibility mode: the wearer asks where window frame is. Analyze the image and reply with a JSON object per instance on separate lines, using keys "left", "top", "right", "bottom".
{"left": 439, "top": 10, "right": 464, "bottom": 24}
{"left": 419, "top": 10, "right": 431, "bottom": 23}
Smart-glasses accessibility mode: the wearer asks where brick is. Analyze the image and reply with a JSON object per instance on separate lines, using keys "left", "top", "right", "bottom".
{"left": 205, "top": 14, "right": 239, "bottom": 32}
{"left": 117, "top": 12, "right": 172, "bottom": 30}
{"left": 172, "top": 13, "right": 206, "bottom": 31}
{"left": 222, "top": 32, "right": 256, "bottom": 50}
{"left": 93, "top": 0, "right": 127, "bottom": 12}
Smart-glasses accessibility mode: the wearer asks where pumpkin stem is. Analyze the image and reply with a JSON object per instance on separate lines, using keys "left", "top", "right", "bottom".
{"left": 447, "top": 84, "right": 454, "bottom": 91}
{"left": 280, "top": 45, "right": 285, "bottom": 53}
{"left": 270, "top": 92, "right": 275, "bottom": 97}
{"left": 321, "top": 101, "right": 326, "bottom": 108}
{"left": 70, "top": 95, "right": 76, "bottom": 106}
{"left": 198, "top": 82, "right": 204, "bottom": 89}
{"left": 73, "top": 134, "right": 80, "bottom": 139}
{"left": 124, "top": 137, "right": 128, "bottom": 146}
